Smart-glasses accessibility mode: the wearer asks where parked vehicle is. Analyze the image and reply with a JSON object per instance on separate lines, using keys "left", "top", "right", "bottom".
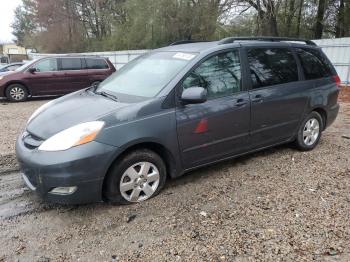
{"left": 16, "top": 37, "right": 340, "bottom": 205}
{"left": 0, "top": 62, "right": 24, "bottom": 73}
{"left": 0, "top": 56, "right": 116, "bottom": 101}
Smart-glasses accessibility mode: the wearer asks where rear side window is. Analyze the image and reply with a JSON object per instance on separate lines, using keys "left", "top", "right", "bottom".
{"left": 86, "top": 58, "right": 109, "bottom": 69}
{"left": 60, "top": 58, "right": 83, "bottom": 71}
{"left": 247, "top": 48, "right": 298, "bottom": 89}
{"left": 296, "top": 48, "right": 333, "bottom": 80}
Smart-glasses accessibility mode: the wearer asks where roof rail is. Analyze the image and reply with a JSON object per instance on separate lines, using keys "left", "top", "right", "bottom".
{"left": 169, "top": 40, "right": 207, "bottom": 46}
{"left": 218, "top": 37, "right": 316, "bottom": 46}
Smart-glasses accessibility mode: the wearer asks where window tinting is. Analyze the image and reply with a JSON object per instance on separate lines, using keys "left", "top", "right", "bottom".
{"left": 34, "top": 58, "right": 58, "bottom": 72}
{"left": 296, "top": 48, "right": 333, "bottom": 80}
{"left": 60, "top": 58, "right": 82, "bottom": 71}
{"left": 247, "top": 48, "right": 298, "bottom": 88}
{"left": 182, "top": 51, "right": 241, "bottom": 99}
{"left": 86, "top": 58, "right": 109, "bottom": 69}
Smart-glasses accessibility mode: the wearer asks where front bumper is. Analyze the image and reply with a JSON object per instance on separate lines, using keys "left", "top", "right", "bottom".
{"left": 16, "top": 137, "right": 118, "bottom": 204}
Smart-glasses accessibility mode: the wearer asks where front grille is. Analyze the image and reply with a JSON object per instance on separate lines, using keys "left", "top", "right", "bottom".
{"left": 23, "top": 131, "right": 44, "bottom": 149}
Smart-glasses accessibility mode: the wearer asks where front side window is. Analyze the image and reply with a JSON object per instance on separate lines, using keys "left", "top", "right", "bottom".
{"left": 86, "top": 58, "right": 109, "bottom": 69}
{"left": 247, "top": 48, "right": 298, "bottom": 89}
{"left": 60, "top": 58, "right": 83, "bottom": 71}
{"left": 296, "top": 48, "right": 333, "bottom": 80}
{"left": 182, "top": 50, "right": 241, "bottom": 99}
{"left": 99, "top": 51, "right": 196, "bottom": 98}
{"left": 34, "top": 58, "right": 58, "bottom": 72}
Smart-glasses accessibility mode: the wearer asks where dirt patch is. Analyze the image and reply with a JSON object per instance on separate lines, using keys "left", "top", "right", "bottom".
{"left": 0, "top": 153, "right": 18, "bottom": 174}
{"left": 339, "top": 86, "right": 350, "bottom": 103}
{"left": 0, "top": 98, "right": 51, "bottom": 155}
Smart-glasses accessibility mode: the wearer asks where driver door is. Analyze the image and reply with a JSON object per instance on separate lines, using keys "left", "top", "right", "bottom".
{"left": 176, "top": 49, "right": 251, "bottom": 169}
{"left": 24, "top": 58, "right": 64, "bottom": 96}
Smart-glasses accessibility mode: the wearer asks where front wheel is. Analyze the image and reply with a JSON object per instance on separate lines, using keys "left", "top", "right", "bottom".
{"left": 294, "top": 111, "right": 323, "bottom": 151}
{"left": 103, "top": 149, "right": 167, "bottom": 204}
{"left": 6, "top": 84, "right": 28, "bottom": 102}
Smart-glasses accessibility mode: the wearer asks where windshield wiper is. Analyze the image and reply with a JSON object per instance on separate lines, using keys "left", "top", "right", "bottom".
{"left": 96, "top": 91, "right": 118, "bottom": 102}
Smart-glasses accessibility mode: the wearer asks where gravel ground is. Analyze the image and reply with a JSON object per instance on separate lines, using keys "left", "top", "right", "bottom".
{"left": 0, "top": 90, "right": 349, "bottom": 261}
{"left": 0, "top": 98, "right": 50, "bottom": 173}
{"left": 0, "top": 98, "right": 49, "bottom": 154}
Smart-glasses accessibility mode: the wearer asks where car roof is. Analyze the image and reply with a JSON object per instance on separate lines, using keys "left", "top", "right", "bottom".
{"left": 158, "top": 41, "right": 221, "bottom": 53}
{"left": 157, "top": 37, "right": 319, "bottom": 53}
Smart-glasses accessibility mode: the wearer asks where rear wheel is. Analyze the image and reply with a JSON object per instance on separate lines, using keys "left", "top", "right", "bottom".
{"left": 103, "top": 149, "right": 167, "bottom": 204}
{"left": 6, "top": 84, "right": 28, "bottom": 102}
{"left": 294, "top": 111, "right": 323, "bottom": 151}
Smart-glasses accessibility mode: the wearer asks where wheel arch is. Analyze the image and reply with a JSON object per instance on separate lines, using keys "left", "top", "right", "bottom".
{"left": 4, "top": 81, "right": 31, "bottom": 97}
{"left": 310, "top": 107, "right": 327, "bottom": 130}
{"left": 102, "top": 141, "right": 179, "bottom": 196}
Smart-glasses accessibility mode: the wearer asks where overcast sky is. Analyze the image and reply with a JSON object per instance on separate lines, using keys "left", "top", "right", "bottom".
{"left": 0, "top": 0, "right": 22, "bottom": 43}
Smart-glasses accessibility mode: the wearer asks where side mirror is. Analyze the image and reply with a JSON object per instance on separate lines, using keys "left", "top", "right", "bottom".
{"left": 28, "top": 68, "right": 37, "bottom": 74}
{"left": 181, "top": 87, "right": 207, "bottom": 105}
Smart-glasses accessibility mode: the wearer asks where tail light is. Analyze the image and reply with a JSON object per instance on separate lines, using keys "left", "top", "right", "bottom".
{"left": 333, "top": 75, "right": 341, "bottom": 88}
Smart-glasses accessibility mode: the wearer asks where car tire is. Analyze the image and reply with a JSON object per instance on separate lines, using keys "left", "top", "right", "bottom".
{"left": 294, "top": 111, "right": 323, "bottom": 151}
{"left": 6, "top": 84, "right": 29, "bottom": 102}
{"left": 103, "top": 149, "right": 167, "bottom": 205}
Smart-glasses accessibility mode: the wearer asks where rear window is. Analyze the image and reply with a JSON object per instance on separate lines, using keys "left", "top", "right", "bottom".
{"left": 86, "top": 58, "right": 109, "bottom": 69}
{"left": 60, "top": 58, "right": 83, "bottom": 71}
{"left": 247, "top": 48, "right": 299, "bottom": 89}
{"left": 296, "top": 48, "right": 333, "bottom": 80}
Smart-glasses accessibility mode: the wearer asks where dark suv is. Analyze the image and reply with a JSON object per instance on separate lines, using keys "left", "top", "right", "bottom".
{"left": 0, "top": 56, "right": 116, "bottom": 101}
{"left": 16, "top": 37, "right": 340, "bottom": 205}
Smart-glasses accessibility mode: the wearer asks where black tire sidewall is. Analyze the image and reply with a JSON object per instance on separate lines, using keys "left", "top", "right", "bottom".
{"left": 104, "top": 149, "right": 167, "bottom": 205}
{"left": 6, "top": 84, "right": 28, "bottom": 102}
{"left": 296, "top": 111, "right": 323, "bottom": 151}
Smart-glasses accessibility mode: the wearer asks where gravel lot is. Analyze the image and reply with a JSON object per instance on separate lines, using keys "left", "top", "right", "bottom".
{"left": 0, "top": 89, "right": 349, "bottom": 261}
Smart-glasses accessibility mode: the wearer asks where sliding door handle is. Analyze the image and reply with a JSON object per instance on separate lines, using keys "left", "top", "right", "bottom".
{"left": 235, "top": 98, "right": 247, "bottom": 107}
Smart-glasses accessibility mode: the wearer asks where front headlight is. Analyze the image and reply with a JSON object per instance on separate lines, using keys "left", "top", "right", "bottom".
{"left": 0, "top": 76, "right": 4, "bottom": 80}
{"left": 27, "top": 100, "right": 54, "bottom": 124}
{"left": 38, "top": 121, "right": 105, "bottom": 151}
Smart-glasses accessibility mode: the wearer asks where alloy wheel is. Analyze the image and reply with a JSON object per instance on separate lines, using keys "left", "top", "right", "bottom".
{"left": 303, "top": 118, "right": 320, "bottom": 146}
{"left": 119, "top": 161, "right": 160, "bottom": 202}
{"left": 9, "top": 87, "right": 25, "bottom": 101}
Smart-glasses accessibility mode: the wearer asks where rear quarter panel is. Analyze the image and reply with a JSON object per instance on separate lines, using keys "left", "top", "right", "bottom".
{"left": 308, "top": 77, "right": 339, "bottom": 128}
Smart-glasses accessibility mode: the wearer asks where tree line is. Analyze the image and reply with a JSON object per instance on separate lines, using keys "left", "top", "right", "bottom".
{"left": 12, "top": 0, "right": 350, "bottom": 53}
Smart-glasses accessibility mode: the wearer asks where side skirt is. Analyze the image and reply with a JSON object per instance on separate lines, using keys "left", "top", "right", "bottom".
{"left": 176, "top": 138, "right": 295, "bottom": 178}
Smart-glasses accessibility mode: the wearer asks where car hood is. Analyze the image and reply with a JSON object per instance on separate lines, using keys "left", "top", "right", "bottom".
{"left": 26, "top": 90, "right": 131, "bottom": 139}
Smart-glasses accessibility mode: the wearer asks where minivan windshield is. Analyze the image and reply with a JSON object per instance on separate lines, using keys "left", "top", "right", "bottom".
{"left": 98, "top": 51, "right": 197, "bottom": 98}
{"left": 15, "top": 60, "right": 37, "bottom": 72}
